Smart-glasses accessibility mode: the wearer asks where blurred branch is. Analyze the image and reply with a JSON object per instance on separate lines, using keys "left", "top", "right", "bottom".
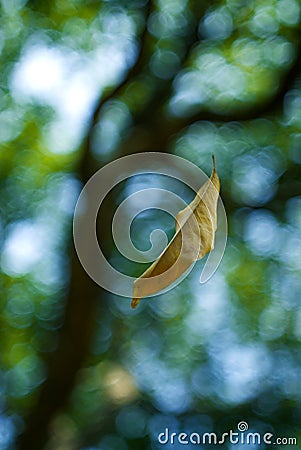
{"left": 81, "top": 0, "right": 216, "bottom": 162}
{"left": 116, "top": 43, "right": 301, "bottom": 155}
{"left": 81, "top": 0, "right": 153, "bottom": 182}
{"left": 165, "top": 29, "right": 301, "bottom": 126}
{"left": 119, "top": 22, "right": 301, "bottom": 154}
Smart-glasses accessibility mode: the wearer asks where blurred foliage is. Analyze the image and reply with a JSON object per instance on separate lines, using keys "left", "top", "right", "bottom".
{"left": 0, "top": 0, "right": 301, "bottom": 449}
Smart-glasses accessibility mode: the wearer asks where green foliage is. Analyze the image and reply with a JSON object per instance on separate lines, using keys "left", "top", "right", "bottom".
{"left": 0, "top": 0, "right": 301, "bottom": 448}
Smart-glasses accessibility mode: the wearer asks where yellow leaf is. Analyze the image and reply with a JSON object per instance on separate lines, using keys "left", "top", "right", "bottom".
{"left": 131, "top": 156, "right": 220, "bottom": 309}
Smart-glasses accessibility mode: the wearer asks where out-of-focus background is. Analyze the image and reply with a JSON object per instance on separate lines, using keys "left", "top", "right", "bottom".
{"left": 1, "top": 0, "right": 301, "bottom": 449}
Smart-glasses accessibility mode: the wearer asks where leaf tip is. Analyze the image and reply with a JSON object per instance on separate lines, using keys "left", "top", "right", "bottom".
{"left": 212, "top": 154, "right": 216, "bottom": 170}
{"left": 131, "top": 298, "right": 140, "bottom": 309}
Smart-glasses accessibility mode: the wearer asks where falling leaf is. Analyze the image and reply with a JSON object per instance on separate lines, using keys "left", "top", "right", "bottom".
{"left": 131, "top": 155, "right": 220, "bottom": 309}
